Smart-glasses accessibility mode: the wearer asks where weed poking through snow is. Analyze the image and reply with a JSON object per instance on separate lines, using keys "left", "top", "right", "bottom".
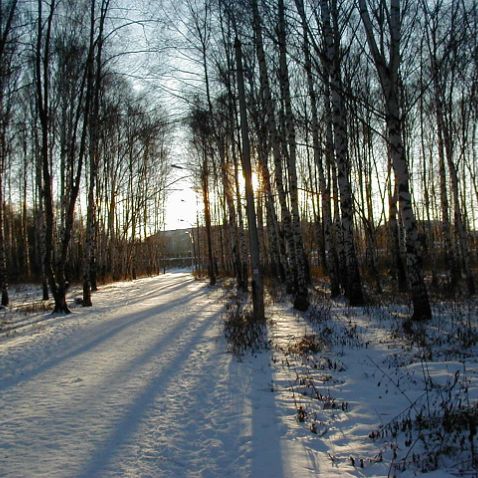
{"left": 223, "top": 296, "right": 269, "bottom": 356}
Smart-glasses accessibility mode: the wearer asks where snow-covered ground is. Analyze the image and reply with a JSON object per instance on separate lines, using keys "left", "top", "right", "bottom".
{"left": 267, "top": 297, "right": 478, "bottom": 478}
{"left": 0, "top": 272, "right": 314, "bottom": 477}
{"left": 0, "top": 272, "right": 477, "bottom": 477}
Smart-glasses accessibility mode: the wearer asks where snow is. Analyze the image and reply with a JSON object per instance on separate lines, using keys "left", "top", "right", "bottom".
{"left": 0, "top": 273, "right": 309, "bottom": 477}
{"left": 0, "top": 272, "right": 477, "bottom": 477}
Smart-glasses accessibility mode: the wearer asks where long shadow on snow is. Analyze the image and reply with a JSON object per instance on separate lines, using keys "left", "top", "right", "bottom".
{"left": 229, "top": 342, "right": 284, "bottom": 477}
{"left": 250, "top": 353, "right": 284, "bottom": 478}
{"left": 0, "top": 275, "right": 195, "bottom": 338}
{"left": 1, "top": 275, "right": 203, "bottom": 343}
{"left": 45, "top": 292, "right": 221, "bottom": 416}
{"left": 153, "top": 331, "right": 251, "bottom": 476}
{"left": 0, "top": 285, "right": 223, "bottom": 393}
{"left": 76, "top": 304, "right": 221, "bottom": 478}
{"left": 90, "top": 274, "right": 196, "bottom": 313}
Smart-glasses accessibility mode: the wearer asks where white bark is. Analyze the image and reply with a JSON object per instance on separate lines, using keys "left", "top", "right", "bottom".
{"left": 294, "top": 0, "right": 340, "bottom": 296}
{"left": 250, "top": 0, "right": 300, "bottom": 298}
{"left": 235, "top": 36, "right": 265, "bottom": 321}
{"left": 321, "top": 0, "right": 364, "bottom": 305}
{"left": 359, "top": 0, "right": 431, "bottom": 320}
{"left": 277, "top": 0, "right": 309, "bottom": 310}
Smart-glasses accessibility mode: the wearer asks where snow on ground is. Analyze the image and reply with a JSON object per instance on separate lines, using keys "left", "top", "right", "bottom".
{"left": 0, "top": 272, "right": 477, "bottom": 477}
{"left": 0, "top": 272, "right": 313, "bottom": 478}
{"left": 266, "top": 297, "right": 478, "bottom": 478}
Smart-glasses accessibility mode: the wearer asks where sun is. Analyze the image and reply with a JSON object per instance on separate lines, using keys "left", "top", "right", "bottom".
{"left": 251, "top": 171, "right": 260, "bottom": 192}
{"left": 238, "top": 170, "right": 261, "bottom": 195}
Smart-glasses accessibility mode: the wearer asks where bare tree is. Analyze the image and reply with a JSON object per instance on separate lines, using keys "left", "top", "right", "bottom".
{"left": 35, "top": 0, "right": 94, "bottom": 313}
{"left": 83, "top": 0, "right": 111, "bottom": 306}
{"left": 276, "top": 0, "right": 309, "bottom": 310}
{"left": 235, "top": 35, "right": 265, "bottom": 321}
{"left": 358, "top": 0, "right": 432, "bottom": 320}
{"left": 0, "top": 0, "right": 19, "bottom": 306}
{"left": 320, "top": 0, "right": 364, "bottom": 305}
{"left": 294, "top": 0, "right": 340, "bottom": 297}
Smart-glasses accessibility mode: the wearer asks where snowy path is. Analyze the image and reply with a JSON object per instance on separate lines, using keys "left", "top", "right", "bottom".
{"left": 0, "top": 272, "right": 307, "bottom": 478}
{"left": 2, "top": 273, "right": 475, "bottom": 477}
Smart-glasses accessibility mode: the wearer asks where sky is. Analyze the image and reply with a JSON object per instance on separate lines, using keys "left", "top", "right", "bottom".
{"left": 164, "top": 174, "right": 199, "bottom": 230}
{"left": 162, "top": 122, "right": 200, "bottom": 231}
{"left": 116, "top": 1, "right": 204, "bottom": 231}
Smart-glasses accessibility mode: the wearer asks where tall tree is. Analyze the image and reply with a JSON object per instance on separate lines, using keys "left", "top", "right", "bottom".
{"left": 359, "top": 0, "right": 432, "bottom": 320}
{"left": 235, "top": 35, "right": 265, "bottom": 321}
{"left": 250, "top": 0, "right": 306, "bottom": 308}
{"left": 0, "top": 0, "right": 19, "bottom": 306}
{"left": 35, "top": 0, "right": 93, "bottom": 313}
{"left": 320, "top": 0, "right": 364, "bottom": 305}
{"left": 277, "top": 0, "right": 309, "bottom": 310}
{"left": 294, "top": 0, "right": 340, "bottom": 297}
{"left": 83, "top": 0, "right": 111, "bottom": 306}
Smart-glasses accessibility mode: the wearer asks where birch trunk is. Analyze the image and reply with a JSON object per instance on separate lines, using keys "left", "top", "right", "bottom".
{"left": 294, "top": 0, "right": 340, "bottom": 296}
{"left": 439, "top": 76, "right": 475, "bottom": 295}
{"left": 21, "top": 145, "right": 31, "bottom": 278}
{"left": 359, "top": 0, "right": 431, "bottom": 320}
{"left": 436, "top": 108, "right": 457, "bottom": 287}
{"left": 255, "top": 121, "right": 285, "bottom": 281}
{"left": 248, "top": 67, "right": 286, "bottom": 282}
{"left": 83, "top": 0, "right": 109, "bottom": 305}
{"left": 33, "top": 126, "right": 49, "bottom": 300}
{"left": 37, "top": 0, "right": 96, "bottom": 313}
{"left": 0, "top": 0, "right": 18, "bottom": 305}
{"left": 232, "top": 139, "right": 248, "bottom": 291}
{"left": 447, "top": 152, "right": 476, "bottom": 295}
{"left": 424, "top": 1, "right": 475, "bottom": 295}
{"left": 234, "top": 36, "right": 265, "bottom": 321}
{"left": 219, "top": 139, "right": 243, "bottom": 288}
{"left": 0, "top": 169, "right": 8, "bottom": 306}
{"left": 418, "top": 85, "right": 438, "bottom": 287}
{"left": 250, "top": 0, "right": 299, "bottom": 297}
{"left": 225, "top": 68, "right": 248, "bottom": 291}
{"left": 202, "top": 146, "right": 216, "bottom": 286}
{"left": 388, "top": 176, "right": 407, "bottom": 291}
{"left": 83, "top": 0, "right": 98, "bottom": 306}
{"left": 36, "top": 0, "right": 68, "bottom": 313}
{"left": 389, "top": 93, "right": 431, "bottom": 319}
{"left": 321, "top": 0, "right": 364, "bottom": 305}
{"left": 432, "top": 70, "right": 459, "bottom": 289}
{"left": 277, "top": 0, "right": 309, "bottom": 310}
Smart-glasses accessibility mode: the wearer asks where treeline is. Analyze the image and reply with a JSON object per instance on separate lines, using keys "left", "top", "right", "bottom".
{"left": 1, "top": 0, "right": 477, "bottom": 320}
{"left": 0, "top": 0, "right": 171, "bottom": 312}
{"left": 176, "top": 0, "right": 478, "bottom": 321}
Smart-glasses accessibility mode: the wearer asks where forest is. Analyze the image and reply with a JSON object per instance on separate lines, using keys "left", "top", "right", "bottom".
{"left": 1, "top": 1, "right": 478, "bottom": 476}
{"left": 0, "top": 0, "right": 477, "bottom": 321}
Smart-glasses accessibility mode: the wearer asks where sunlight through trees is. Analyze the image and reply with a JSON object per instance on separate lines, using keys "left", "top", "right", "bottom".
{"left": 0, "top": 0, "right": 477, "bottom": 320}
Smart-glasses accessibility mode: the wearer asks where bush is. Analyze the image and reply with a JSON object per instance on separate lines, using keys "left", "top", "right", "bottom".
{"left": 223, "top": 304, "right": 268, "bottom": 356}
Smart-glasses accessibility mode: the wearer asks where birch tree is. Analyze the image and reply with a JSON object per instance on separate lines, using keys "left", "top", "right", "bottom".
{"left": 276, "top": 0, "right": 309, "bottom": 310}
{"left": 235, "top": 35, "right": 265, "bottom": 321}
{"left": 0, "top": 0, "right": 19, "bottom": 306}
{"left": 320, "top": 0, "right": 364, "bottom": 305}
{"left": 294, "top": 0, "right": 340, "bottom": 297}
{"left": 250, "top": 0, "right": 307, "bottom": 309}
{"left": 35, "top": 0, "right": 96, "bottom": 313}
{"left": 358, "top": 0, "right": 432, "bottom": 320}
{"left": 82, "top": 0, "right": 111, "bottom": 306}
